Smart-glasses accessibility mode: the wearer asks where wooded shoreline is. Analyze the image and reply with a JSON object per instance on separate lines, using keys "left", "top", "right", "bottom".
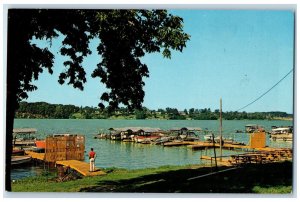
{"left": 16, "top": 101, "right": 293, "bottom": 121}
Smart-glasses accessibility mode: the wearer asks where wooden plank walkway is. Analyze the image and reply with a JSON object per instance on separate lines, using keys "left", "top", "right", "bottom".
{"left": 163, "top": 141, "right": 194, "bottom": 147}
{"left": 187, "top": 142, "right": 251, "bottom": 150}
{"left": 25, "top": 151, "right": 45, "bottom": 160}
{"left": 25, "top": 151, "right": 106, "bottom": 177}
{"left": 56, "top": 160, "right": 106, "bottom": 177}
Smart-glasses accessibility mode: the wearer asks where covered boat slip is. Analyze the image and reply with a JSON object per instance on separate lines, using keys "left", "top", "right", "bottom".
{"left": 95, "top": 126, "right": 203, "bottom": 143}
{"left": 13, "top": 128, "right": 38, "bottom": 146}
{"left": 109, "top": 127, "right": 163, "bottom": 133}
{"left": 110, "top": 127, "right": 165, "bottom": 137}
{"left": 100, "top": 126, "right": 201, "bottom": 136}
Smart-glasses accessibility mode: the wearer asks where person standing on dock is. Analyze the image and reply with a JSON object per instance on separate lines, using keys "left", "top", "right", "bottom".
{"left": 89, "top": 148, "right": 96, "bottom": 172}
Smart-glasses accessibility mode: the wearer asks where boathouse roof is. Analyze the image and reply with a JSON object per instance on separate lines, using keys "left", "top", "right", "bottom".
{"left": 109, "top": 127, "right": 162, "bottom": 133}
{"left": 13, "top": 128, "right": 37, "bottom": 134}
{"left": 170, "top": 127, "right": 202, "bottom": 131}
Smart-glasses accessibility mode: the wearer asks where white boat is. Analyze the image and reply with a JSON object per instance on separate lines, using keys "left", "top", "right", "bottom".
{"left": 203, "top": 134, "right": 234, "bottom": 144}
{"left": 245, "top": 124, "right": 265, "bottom": 133}
{"left": 155, "top": 136, "right": 172, "bottom": 144}
{"left": 134, "top": 135, "right": 160, "bottom": 143}
{"left": 270, "top": 127, "right": 293, "bottom": 141}
{"left": 170, "top": 127, "right": 201, "bottom": 142}
{"left": 204, "top": 134, "right": 220, "bottom": 142}
{"left": 111, "top": 133, "right": 121, "bottom": 140}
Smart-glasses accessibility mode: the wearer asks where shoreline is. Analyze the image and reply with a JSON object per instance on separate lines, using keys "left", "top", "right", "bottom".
{"left": 14, "top": 117, "right": 293, "bottom": 121}
{"left": 11, "top": 161, "right": 293, "bottom": 193}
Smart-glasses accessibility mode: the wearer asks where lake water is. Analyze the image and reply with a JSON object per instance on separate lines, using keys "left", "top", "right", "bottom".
{"left": 12, "top": 119, "right": 293, "bottom": 180}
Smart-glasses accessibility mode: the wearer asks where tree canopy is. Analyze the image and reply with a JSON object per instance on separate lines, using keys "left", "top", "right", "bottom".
{"left": 16, "top": 101, "right": 293, "bottom": 120}
{"left": 9, "top": 9, "right": 190, "bottom": 110}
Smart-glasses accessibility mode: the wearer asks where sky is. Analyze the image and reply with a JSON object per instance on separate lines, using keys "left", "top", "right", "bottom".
{"left": 25, "top": 9, "right": 294, "bottom": 113}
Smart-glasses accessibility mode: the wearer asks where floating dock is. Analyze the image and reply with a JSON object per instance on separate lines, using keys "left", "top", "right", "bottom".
{"left": 25, "top": 151, "right": 106, "bottom": 177}
{"left": 56, "top": 160, "right": 106, "bottom": 177}
{"left": 163, "top": 141, "right": 194, "bottom": 147}
{"left": 25, "top": 151, "right": 45, "bottom": 161}
{"left": 163, "top": 140, "right": 251, "bottom": 151}
{"left": 188, "top": 142, "right": 251, "bottom": 151}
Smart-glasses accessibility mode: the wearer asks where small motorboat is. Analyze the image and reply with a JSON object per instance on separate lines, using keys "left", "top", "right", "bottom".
{"left": 11, "top": 156, "right": 32, "bottom": 165}
{"left": 12, "top": 149, "right": 25, "bottom": 156}
{"left": 155, "top": 136, "right": 172, "bottom": 144}
{"left": 270, "top": 127, "right": 293, "bottom": 141}
{"left": 204, "top": 134, "right": 218, "bottom": 142}
{"left": 204, "top": 134, "right": 233, "bottom": 144}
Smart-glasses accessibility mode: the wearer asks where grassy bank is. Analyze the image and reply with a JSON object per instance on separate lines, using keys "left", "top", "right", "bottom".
{"left": 12, "top": 161, "right": 293, "bottom": 193}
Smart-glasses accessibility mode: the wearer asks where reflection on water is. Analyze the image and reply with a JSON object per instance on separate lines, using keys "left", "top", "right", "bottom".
{"left": 13, "top": 119, "right": 293, "bottom": 178}
{"left": 11, "top": 163, "right": 46, "bottom": 180}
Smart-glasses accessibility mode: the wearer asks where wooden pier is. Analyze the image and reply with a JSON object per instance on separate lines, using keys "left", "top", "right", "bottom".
{"left": 200, "top": 148, "right": 292, "bottom": 167}
{"left": 25, "top": 151, "right": 106, "bottom": 177}
{"left": 161, "top": 140, "right": 251, "bottom": 151}
{"left": 187, "top": 142, "right": 251, "bottom": 151}
{"left": 56, "top": 160, "right": 106, "bottom": 177}
{"left": 163, "top": 141, "right": 194, "bottom": 147}
{"left": 25, "top": 151, "right": 45, "bottom": 161}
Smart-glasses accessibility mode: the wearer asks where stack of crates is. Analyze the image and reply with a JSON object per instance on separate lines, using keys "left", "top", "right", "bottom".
{"left": 44, "top": 134, "right": 85, "bottom": 162}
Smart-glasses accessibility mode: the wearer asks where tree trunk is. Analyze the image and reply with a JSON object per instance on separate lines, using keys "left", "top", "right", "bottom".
{"left": 6, "top": 11, "right": 18, "bottom": 191}
{"left": 5, "top": 89, "right": 15, "bottom": 191}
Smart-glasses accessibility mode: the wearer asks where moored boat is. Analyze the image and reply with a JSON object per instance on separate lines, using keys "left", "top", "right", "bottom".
{"left": 270, "top": 126, "right": 293, "bottom": 141}
{"left": 245, "top": 124, "right": 265, "bottom": 133}
{"left": 203, "top": 134, "right": 234, "bottom": 144}
{"left": 12, "top": 149, "right": 25, "bottom": 156}
{"left": 111, "top": 132, "right": 121, "bottom": 140}
{"left": 155, "top": 136, "right": 173, "bottom": 144}
{"left": 11, "top": 156, "right": 32, "bottom": 165}
{"left": 170, "top": 127, "right": 202, "bottom": 141}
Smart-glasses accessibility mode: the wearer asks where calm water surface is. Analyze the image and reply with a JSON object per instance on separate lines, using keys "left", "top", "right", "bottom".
{"left": 12, "top": 119, "right": 293, "bottom": 180}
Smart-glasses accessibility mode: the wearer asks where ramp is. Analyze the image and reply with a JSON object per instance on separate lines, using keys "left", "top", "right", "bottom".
{"left": 56, "top": 160, "right": 106, "bottom": 176}
{"left": 25, "top": 151, "right": 45, "bottom": 160}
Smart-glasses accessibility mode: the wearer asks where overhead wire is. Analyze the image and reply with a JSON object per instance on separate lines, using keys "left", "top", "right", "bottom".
{"left": 236, "top": 68, "right": 293, "bottom": 112}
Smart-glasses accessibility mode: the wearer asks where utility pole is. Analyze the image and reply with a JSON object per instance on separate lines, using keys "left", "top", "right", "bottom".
{"left": 212, "top": 133, "right": 218, "bottom": 171}
{"left": 220, "top": 98, "right": 223, "bottom": 161}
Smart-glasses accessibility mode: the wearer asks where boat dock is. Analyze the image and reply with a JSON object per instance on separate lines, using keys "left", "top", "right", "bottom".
{"left": 200, "top": 148, "right": 292, "bottom": 167}
{"left": 56, "top": 160, "right": 106, "bottom": 177}
{"left": 187, "top": 142, "right": 250, "bottom": 151}
{"left": 25, "top": 151, "right": 106, "bottom": 177}
{"left": 25, "top": 151, "right": 45, "bottom": 161}
{"left": 163, "top": 141, "right": 251, "bottom": 151}
{"left": 163, "top": 141, "right": 194, "bottom": 147}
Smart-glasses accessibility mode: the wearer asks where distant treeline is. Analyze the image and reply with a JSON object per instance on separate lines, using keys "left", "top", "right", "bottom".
{"left": 15, "top": 101, "right": 293, "bottom": 120}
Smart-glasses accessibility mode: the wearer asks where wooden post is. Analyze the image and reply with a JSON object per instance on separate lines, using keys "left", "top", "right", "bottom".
{"left": 212, "top": 133, "right": 218, "bottom": 171}
{"left": 220, "top": 98, "right": 223, "bottom": 161}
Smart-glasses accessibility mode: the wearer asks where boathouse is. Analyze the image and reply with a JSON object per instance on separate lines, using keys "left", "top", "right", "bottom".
{"left": 44, "top": 134, "right": 85, "bottom": 162}
{"left": 13, "top": 128, "right": 38, "bottom": 147}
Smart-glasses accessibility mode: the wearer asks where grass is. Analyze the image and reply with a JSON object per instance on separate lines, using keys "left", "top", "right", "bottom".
{"left": 11, "top": 161, "right": 293, "bottom": 193}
